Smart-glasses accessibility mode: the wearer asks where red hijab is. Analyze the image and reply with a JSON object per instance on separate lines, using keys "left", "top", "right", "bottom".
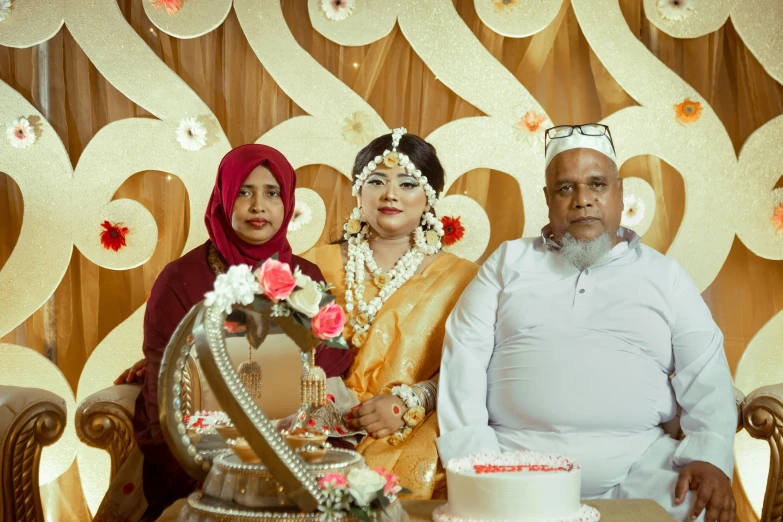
{"left": 205, "top": 144, "right": 296, "bottom": 266}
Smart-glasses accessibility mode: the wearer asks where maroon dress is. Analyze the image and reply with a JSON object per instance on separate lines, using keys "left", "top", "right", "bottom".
{"left": 133, "top": 241, "right": 354, "bottom": 514}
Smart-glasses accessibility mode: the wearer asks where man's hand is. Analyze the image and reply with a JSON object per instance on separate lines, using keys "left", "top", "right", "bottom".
{"left": 346, "top": 395, "right": 407, "bottom": 438}
{"left": 674, "top": 461, "right": 735, "bottom": 522}
{"left": 114, "top": 358, "right": 146, "bottom": 385}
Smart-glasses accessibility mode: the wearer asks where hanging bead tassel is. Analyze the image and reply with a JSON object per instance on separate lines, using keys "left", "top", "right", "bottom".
{"left": 237, "top": 345, "right": 262, "bottom": 398}
{"left": 300, "top": 349, "right": 327, "bottom": 408}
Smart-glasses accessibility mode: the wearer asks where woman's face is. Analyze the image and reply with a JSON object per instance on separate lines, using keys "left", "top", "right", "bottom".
{"left": 360, "top": 165, "right": 429, "bottom": 240}
{"left": 231, "top": 165, "right": 285, "bottom": 244}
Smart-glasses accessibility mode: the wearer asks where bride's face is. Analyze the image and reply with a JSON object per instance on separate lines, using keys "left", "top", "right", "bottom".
{"left": 360, "top": 165, "right": 429, "bottom": 240}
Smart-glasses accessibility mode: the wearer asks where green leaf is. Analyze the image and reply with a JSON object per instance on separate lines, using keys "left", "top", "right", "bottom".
{"left": 291, "top": 311, "right": 312, "bottom": 330}
{"left": 349, "top": 507, "right": 370, "bottom": 522}
{"left": 398, "top": 487, "right": 412, "bottom": 495}
{"left": 251, "top": 296, "right": 272, "bottom": 313}
{"left": 245, "top": 309, "right": 270, "bottom": 350}
{"left": 322, "top": 335, "right": 349, "bottom": 350}
{"left": 319, "top": 293, "right": 336, "bottom": 307}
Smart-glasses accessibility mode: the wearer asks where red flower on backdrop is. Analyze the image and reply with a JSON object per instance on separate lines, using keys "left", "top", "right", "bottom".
{"left": 100, "top": 221, "right": 129, "bottom": 252}
{"left": 440, "top": 216, "right": 465, "bottom": 246}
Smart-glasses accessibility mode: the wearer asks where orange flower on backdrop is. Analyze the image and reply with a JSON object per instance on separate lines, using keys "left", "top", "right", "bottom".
{"left": 771, "top": 202, "right": 783, "bottom": 234}
{"left": 516, "top": 111, "right": 548, "bottom": 134}
{"left": 441, "top": 216, "right": 465, "bottom": 247}
{"left": 100, "top": 221, "right": 129, "bottom": 252}
{"left": 674, "top": 98, "right": 702, "bottom": 124}
{"left": 493, "top": 0, "right": 521, "bottom": 13}
{"left": 150, "top": 0, "right": 183, "bottom": 15}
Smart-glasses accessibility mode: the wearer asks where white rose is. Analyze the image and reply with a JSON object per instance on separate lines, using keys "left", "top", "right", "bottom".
{"left": 346, "top": 469, "right": 387, "bottom": 507}
{"left": 293, "top": 268, "right": 313, "bottom": 288}
{"left": 286, "top": 279, "right": 322, "bottom": 317}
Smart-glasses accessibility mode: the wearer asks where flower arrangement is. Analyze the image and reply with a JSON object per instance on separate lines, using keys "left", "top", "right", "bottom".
{"left": 204, "top": 256, "right": 349, "bottom": 350}
{"left": 317, "top": 467, "right": 408, "bottom": 522}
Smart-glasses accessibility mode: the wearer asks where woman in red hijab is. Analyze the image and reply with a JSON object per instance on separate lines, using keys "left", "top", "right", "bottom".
{"left": 125, "top": 145, "right": 353, "bottom": 518}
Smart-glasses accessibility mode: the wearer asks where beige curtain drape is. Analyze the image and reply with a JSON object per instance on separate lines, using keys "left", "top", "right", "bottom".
{"left": 1, "top": 1, "right": 781, "bottom": 520}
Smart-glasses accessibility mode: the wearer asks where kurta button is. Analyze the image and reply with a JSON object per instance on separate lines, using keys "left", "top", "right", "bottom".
{"left": 579, "top": 289, "right": 585, "bottom": 294}
{"left": 584, "top": 269, "right": 589, "bottom": 275}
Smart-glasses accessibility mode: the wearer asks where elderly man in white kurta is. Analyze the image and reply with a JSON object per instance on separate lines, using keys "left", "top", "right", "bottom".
{"left": 436, "top": 124, "right": 737, "bottom": 522}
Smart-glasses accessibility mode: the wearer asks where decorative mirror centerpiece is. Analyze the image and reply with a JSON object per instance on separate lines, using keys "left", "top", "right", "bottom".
{"left": 158, "top": 257, "right": 405, "bottom": 521}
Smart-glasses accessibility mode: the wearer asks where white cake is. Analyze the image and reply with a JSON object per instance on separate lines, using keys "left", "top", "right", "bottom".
{"left": 433, "top": 451, "right": 600, "bottom": 522}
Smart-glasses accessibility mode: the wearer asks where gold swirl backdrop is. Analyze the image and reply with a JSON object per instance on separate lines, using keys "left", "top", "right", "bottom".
{"left": 0, "top": 0, "right": 781, "bottom": 520}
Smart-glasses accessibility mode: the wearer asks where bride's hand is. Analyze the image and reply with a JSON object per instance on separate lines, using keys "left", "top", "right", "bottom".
{"left": 346, "top": 395, "right": 407, "bottom": 439}
{"left": 114, "top": 358, "right": 146, "bottom": 385}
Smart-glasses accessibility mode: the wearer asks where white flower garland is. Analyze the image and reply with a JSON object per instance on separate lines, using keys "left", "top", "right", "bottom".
{"left": 391, "top": 384, "right": 422, "bottom": 409}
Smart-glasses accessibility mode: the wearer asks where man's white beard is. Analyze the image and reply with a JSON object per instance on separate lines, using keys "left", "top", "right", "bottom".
{"left": 559, "top": 232, "right": 612, "bottom": 271}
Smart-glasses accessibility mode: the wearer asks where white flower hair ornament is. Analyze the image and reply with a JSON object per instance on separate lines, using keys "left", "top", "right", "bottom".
{"left": 346, "top": 127, "right": 444, "bottom": 255}
{"left": 351, "top": 127, "right": 439, "bottom": 208}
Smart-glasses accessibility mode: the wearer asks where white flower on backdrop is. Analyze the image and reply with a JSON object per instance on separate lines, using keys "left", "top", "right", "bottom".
{"left": 621, "top": 194, "right": 646, "bottom": 228}
{"left": 0, "top": 0, "right": 11, "bottom": 23}
{"left": 656, "top": 0, "right": 695, "bottom": 22}
{"left": 176, "top": 117, "right": 207, "bottom": 151}
{"left": 288, "top": 201, "right": 313, "bottom": 232}
{"left": 6, "top": 117, "right": 36, "bottom": 149}
{"left": 321, "top": 0, "right": 356, "bottom": 21}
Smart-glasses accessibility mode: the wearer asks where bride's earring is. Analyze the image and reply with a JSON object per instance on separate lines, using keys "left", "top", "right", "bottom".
{"left": 344, "top": 206, "right": 369, "bottom": 240}
{"left": 416, "top": 212, "right": 443, "bottom": 255}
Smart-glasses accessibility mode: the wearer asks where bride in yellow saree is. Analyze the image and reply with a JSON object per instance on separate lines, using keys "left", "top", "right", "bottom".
{"left": 303, "top": 129, "right": 477, "bottom": 499}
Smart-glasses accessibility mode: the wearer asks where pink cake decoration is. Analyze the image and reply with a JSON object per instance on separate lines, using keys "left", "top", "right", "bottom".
{"left": 447, "top": 450, "right": 580, "bottom": 474}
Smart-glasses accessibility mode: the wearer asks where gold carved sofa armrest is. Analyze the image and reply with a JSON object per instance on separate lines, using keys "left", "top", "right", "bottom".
{"left": 740, "top": 382, "right": 783, "bottom": 522}
{"left": 0, "top": 385, "right": 67, "bottom": 522}
{"left": 75, "top": 384, "right": 141, "bottom": 482}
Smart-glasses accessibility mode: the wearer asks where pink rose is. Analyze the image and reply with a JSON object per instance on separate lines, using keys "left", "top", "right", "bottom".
{"left": 254, "top": 259, "right": 296, "bottom": 302}
{"left": 374, "top": 467, "right": 402, "bottom": 496}
{"left": 319, "top": 473, "right": 348, "bottom": 490}
{"left": 311, "top": 303, "right": 346, "bottom": 340}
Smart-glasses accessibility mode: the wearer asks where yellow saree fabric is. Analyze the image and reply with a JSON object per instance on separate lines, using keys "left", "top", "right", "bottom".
{"left": 302, "top": 244, "right": 478, "bottom": 498}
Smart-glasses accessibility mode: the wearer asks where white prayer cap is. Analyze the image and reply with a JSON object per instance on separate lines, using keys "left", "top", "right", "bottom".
{"left": 544, "top": 124, "right": 617, "bottom": 170}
